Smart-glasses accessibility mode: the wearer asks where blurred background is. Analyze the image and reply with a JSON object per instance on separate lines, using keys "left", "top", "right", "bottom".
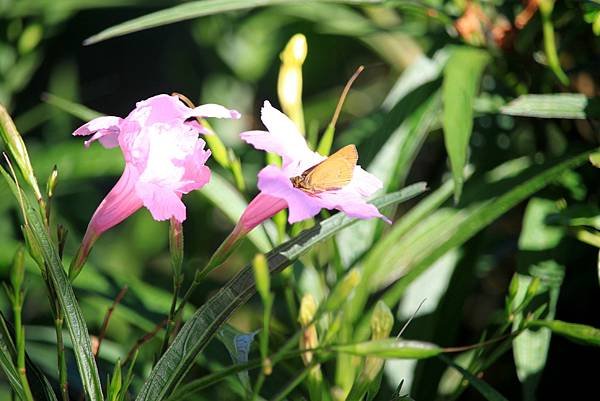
{"left": 1, "top": 0, "right": 599, "bottom": 400}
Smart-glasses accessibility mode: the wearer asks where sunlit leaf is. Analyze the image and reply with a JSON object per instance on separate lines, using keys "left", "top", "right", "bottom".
{"left": 84, "top": 0, "right": 385, "bottom": 45}
{"left": 501, "top": 94, "right": 600, "bottom": 119}
{"left": 442, "top": 46, "right": 490, "bottom": 202}
{"left": 439, "top": 355, "right": 509, "bottom": 401}
{"left": 529, "top": 320, "right": 600, "bottom": 347}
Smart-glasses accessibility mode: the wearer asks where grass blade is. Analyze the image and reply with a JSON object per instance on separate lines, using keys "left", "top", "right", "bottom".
{"left": 84, "top": 0, "right": 383, "bottom": 45}
{"left": 353, "top": 149, "right": 596, "bottom": 337}
{"left": 25, "top": 209, "right": 104, "bottom": 401}
{"left": 331, "top": 339, "right": 442, "bottom": 359}
{"left": 134, "top": 183, "right": 426, "bottom": 401}
{"left": 442, "top": 46, "right": 490, "bottom": 202}
{"left": 529, "top": 320, "right": 600, "bottom": 346}
{"left": 512, "top": 198, "right": 565, "bottom": 400}
{"left": 501, "top": 94, "right": 600, "bottom": 119}
{"left": 439, "top": 355, "right": 509, "bottom": 401}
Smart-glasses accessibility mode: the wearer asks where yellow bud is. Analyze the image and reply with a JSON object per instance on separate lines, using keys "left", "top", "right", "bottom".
{"left": 371, "top": 301, "right": 394, "bottom": 340}
{"left": 277, "top": 34, "right": 307, "bottom": 134}
{"left": 252, "top": 254, "right": 270, "bottom": 301}
{"left": 0, "top": 104, "right": 42, "bottom": 200}
{"left": 298, "top": 294, "right": 318, "bottom": 327}
{"left": 46, "top": 165, "right": 58, "bottom": 198}
{"left": 325, "top": 269, "right": 361, "bottom": 312}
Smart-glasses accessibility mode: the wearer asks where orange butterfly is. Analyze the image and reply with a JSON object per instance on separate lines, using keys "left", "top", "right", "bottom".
{"left": 291, "top": 144, "right": 358, "bottom": 194}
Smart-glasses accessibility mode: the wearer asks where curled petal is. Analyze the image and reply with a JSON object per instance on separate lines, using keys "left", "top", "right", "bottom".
{"left": 186, "top": 104, "right": 241, "bottom": 120}
{"left": 136, "top": 181, "right": 187, "bottom": 222}
{"left": 318, "top": 191, "right": 390, "bottom": 223}
{"left": 240, "top": 101, "right": 312, "bottom": 166}
{"left": 131, "top": 94, "right": 191, "bottom": 126}
{"left": 73, "top": 116, "right": 122, "bottom": 148}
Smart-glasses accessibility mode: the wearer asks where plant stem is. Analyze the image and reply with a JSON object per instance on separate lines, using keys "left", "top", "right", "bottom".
{"left": 55, "top": 307, "right": 69, "bottom": 401}
{"left": 13, "top": 303, "right": 34, "bottom": 401}
{"left": 160, "top": 273, "right": 183, "bottom": 355}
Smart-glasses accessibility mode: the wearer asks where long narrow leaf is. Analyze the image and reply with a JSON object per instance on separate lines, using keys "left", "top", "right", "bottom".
{"left": 529, "top": 320, "right": 600, "bottom": 346}
{"left": 84, "top": 0, "right": 384, "bottom": 44}
{"left": 135, "top": 183, "right": 426, "bottom": 401}
{"left": 0, "top": 312, "right": 59, "bottom": 401}
{"left": 439, "top": 355, "right": 508, "bottom": 401}
{"left": 354, "top": 149, "right": 596, "bottom": 337}
{"left": 501, "top": 94, "right": 600, "bottom": 119}
{"left": 442, "top": 46, "right": 490, "bottom": 202}
{"left": 26, "top": 209, "right": 104, "bottom": 401}
{"left": 0, "top": 313, "right": 25, "bottom": 400}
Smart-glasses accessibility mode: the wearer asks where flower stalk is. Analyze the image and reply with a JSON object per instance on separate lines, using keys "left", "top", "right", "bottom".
{"left": 5, "top": 246, "right": 34, "bottom": 401}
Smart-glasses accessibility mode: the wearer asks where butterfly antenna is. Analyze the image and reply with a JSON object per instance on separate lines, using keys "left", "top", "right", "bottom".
{"left": 397, "top": 297, "right": 427, "bottom": 339}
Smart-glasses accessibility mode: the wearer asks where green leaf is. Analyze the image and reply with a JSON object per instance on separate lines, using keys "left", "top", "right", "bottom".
{"left": 83, "top": 0, "right": 384, "bottom": 45}
{"left": 529, "top": 320, "right": 600, "bottom": 346}
{"left": 331, "top": 339, "right": 442, "bottom": 359}
{"left": 442, "top": 46, "right": 490, "bottom": 202}
{"left": 0, "top": 313, "right": 25, "bottom": 401}
{"left": 439, "top": 355, "right": 509, "bottom": 401}
{"left": 337, "top": 55, "right": 443, "bottom": 266}
{"left": 42, "top": 92, "right": 103, "bottom": 120}
{"left": 512, "top": 198, "right": 565, "bottom": 400}
{"left": 353, "top": 149, "right": 596, "bottom": 337}
{"left": 25, "top": 209, "right": 104, "bottom": 401}
{"left": 0, "top": 313, "right": 58, "bottom": 401}
{"left": 134, "top": 183, "right": 426, "bottom": 401}
{"left": 501, "top": 94, "right": 600, "bottom": 119}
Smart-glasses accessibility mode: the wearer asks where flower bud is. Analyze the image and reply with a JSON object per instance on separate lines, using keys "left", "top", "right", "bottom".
{"left": 370, "top": 300, "right": 394, "bottom": 340}
{"left": 298, "top": 293, "right": 317, "bottom": 327}
{"left": 278, "top": 34, "right": 307, "bottom": 134}
{"left": 252, "top": 254, "right": 270, "bottom": 301}
{"left": 10, "top": 245, "right": 26, "bottom": 292}
{"left": 169, "top": 218, "right": 184, "bottom": 279}
{"left": 46, "top": 165, "right": 58, "bottom": 199}
{"left": 0, "top": 104, "right": 43, "bottom": 200}
{"left": 21, "top": 225, "right": 44, "bottom": 269}
{"left": 324, "top": 269, "right": 361, "bottom": 312}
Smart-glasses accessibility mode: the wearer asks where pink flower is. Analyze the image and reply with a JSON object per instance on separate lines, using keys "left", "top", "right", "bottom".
{"left": 238, "top": 101, "right": 388, "bottom": 231}
{"left": 69, "top": 94, "right": 240, "bottom": 278}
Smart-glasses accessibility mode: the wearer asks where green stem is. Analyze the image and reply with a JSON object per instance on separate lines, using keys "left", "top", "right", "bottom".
{"left": 13, "top": 303, "right": 34, "bottom": 401}
{"left": 160, "top": 273, "right": 183, "bottom": 355}
{"left": 251, "top": 295, "right": 274, "bottom": 400}
{"left": 55, "top": 308, "right": 69, "bottom": 401}
{"left": 539, "top": 0, "right": 569, "bottom": 85}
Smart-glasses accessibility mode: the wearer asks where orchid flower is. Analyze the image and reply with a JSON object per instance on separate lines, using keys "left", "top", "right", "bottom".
{"left": 69, "top": 94, "right": 240, "bottom": 278}
{"left": 238, "top": 101, "right": 388, "bottom": 231}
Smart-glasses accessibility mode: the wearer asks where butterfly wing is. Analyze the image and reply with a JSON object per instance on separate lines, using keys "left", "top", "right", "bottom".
{"left": 303, "top": 144, "right": 358, "bottom": 192}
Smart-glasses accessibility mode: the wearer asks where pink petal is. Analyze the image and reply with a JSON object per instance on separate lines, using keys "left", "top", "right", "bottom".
{"left": 136, "top": 181, "right": 187, "bottom": 222}
{"left": 186, "top": 104, "right": 241, "bottom": 120}
{"left": 86, "top": 164, "right": 144, "bottom": 236}
{"left": 240, "top": 101, "right": 312, "bottom": 166}
{"left": 318, "top": 191, "right": 390, "bottom": 223}
{"left": 130, "top": 94, "right": 191, "bottom": 126}
{"left": 345, "top": 166, "right": 384, "bottom": 198}
{"left": 257, "top": 165, "right": 322, "bottom": 223}
{"left": 72, "top": 116, "right": 122, "bottom": 148}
